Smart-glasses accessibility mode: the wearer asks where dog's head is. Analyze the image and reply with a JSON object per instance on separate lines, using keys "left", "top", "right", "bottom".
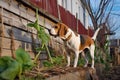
{"left": 49, "top": 23, "right": 68, "bottom": 37}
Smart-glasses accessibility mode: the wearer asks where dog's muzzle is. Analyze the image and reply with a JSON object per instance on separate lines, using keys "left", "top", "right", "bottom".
{"left": 47, "top": 29, "right": 58, "bottom": 38}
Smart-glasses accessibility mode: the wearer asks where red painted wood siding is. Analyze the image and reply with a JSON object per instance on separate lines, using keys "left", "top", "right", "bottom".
{"left": 30, "top": 0, "right": 58, "bottom": 18}
{"left": 29, "top": 0, "right": 93, "bottom": 36}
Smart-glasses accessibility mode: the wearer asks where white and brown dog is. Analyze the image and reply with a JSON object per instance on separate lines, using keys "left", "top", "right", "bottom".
{"left": 49, "top": 23, "right": 100, "bottom": 69}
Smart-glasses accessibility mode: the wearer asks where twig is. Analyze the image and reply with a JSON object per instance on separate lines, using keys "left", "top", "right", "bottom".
{"left": 45, "top": 44, "right": 53, "bottom": 63}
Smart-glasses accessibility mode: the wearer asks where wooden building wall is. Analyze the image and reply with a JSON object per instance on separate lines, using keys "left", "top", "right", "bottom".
{"left": 0, "top": 0, "right": 60, "bottom": 59}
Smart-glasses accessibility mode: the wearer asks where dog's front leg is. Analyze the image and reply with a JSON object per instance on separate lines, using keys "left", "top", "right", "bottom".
{"left": 66, "top": 53, "right": 70, "bottom": 67}
{"left": 73, "top": 51, "right": 79, "bottom": 67}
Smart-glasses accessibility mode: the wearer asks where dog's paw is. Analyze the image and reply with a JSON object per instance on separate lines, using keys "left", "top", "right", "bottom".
{"left": 91, "top": 66, "right": 95, "bottom": 69}
{"left": 84, "top": 64, "right": 88, "bottom": 68}
{"left": 66, "top": 64, "right": 70, "bottom": 67}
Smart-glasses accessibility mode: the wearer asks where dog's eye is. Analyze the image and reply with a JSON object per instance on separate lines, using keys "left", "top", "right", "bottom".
{"left": 54, "top": 26, "right": 58, "bottom": 29}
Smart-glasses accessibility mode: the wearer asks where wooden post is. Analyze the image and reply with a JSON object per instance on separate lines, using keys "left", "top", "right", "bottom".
{"left": 57, "top": 0, "right": 61, "bottom": 21}
{"left": 76, "top": 13, "right": 78, "bottom": 33}
{"left": 31, "top": 34, "right": 37, "bottom": 56}
{"left": 0, "top": 7, "right": 4, "bottom": 57}
{"left": 9, "top": 29, "right": 16, "bottom": 59}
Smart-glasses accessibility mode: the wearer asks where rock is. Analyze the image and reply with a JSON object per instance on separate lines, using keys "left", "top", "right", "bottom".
{"left": 44, "top": 67, "right": 99, "bottom": 80}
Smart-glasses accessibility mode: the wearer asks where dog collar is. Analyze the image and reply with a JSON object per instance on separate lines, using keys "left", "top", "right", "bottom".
{"left": 62, "top": 32, "right": 72, "bottom": 41}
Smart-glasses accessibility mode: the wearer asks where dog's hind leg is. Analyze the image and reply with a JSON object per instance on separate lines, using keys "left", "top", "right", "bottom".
{"left": 89, "top": 45, "right": 95, "bottom": 69}
{"left": 73, "top": 51, "right": 80, "bottom": 67}
{"left": 81, "top": 51, "right": 88, "bottom": 67}
{"left": 66, "top": 53, "right": 71, "bottom": 67}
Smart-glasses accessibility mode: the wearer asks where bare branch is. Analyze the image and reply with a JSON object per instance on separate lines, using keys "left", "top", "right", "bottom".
{"left": 80, "top": 0, "right": 114, "bottom": 30}
{"left": 95, "top": 0, "right": 103, "bottom": 18}
{"left": 96, "top": 0, "right": 111, "bottom": 21}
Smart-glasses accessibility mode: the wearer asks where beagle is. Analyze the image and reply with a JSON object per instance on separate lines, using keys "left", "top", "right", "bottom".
{"left": 49, "top": 23, "right": 100, "bottom": 69}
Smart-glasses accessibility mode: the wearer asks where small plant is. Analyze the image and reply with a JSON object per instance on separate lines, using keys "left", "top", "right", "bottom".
{"left": 27, "top": 9, "right": 68, "bottom": 69}
{"left": 94, "top": 40, "right": 112, "bottom": 71}
{"left": 0, "top": 56, "right": 20, "bottom": 80}
{"left": 78, "top": 56, "right": 86, "bottom": 67}
{"left": 0, "top": 48, "right": 34, "bottom": 80}
{"left": 43, "top": 56, "right": 64, "bottom": 68}
{"left": 27, "top": 8, "right": 53, "bottom": 63}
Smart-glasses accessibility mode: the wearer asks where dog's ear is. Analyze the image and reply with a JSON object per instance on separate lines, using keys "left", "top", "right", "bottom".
{"left": 59, "top": 23, "right": 68, "bottom": 37}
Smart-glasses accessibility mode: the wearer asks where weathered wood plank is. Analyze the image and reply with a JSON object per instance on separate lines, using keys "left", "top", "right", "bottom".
{"left": 1, "top": 49, "right": 12, "bottom": 57}
{"left": 0, "top": 37, "right": 39, "bottom": 58}
{"left": 2, "top": 10, "right": 31, "bottom": 31}
{"left": 0, "top": 1, "right": 54, "bottom": 35}
{"left": 2, "top": 9, "right": 39, "bottom": 34}
{"left": 3, "top": 25, "right": 40, "bottom": 43}
{"left": 1, "top": 48, "right": 36, "bottom": 59}
{"left": 0, "top": 1, "right": 52, "bottom": 31}
{"left": 0, "top": 37, "right": 32, "bottom": 51}
{"left": 0, "top": 0, "right": 56, "bottom": 60}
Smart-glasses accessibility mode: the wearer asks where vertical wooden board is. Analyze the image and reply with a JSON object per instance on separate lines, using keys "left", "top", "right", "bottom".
{"left": 0, "top": 7, "right": 2, "bottom": 17}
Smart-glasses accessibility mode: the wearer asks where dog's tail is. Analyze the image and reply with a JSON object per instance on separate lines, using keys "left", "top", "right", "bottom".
{"left": 92, "top": 28, "right": 100, "bottom": 40}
